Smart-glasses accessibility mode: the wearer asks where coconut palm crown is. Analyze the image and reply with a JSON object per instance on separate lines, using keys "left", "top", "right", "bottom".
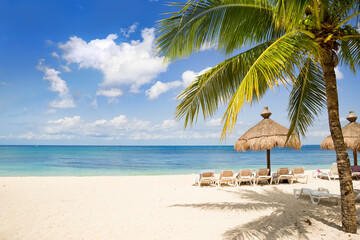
{"left": 156, "top": 0, "right": 360, "bottom": 233}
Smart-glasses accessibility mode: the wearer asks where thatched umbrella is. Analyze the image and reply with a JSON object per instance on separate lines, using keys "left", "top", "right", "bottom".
{"left": 234, "top": 107, "right": 301, "bottom": 172}
{"left": 321, "top": 111, "right": 360, "bottom": 165}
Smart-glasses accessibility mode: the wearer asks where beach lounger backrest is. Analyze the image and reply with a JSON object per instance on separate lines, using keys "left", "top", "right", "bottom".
{"left": 257, "top": 168, "right": 269, "bottom": 176}
{"left": 277, "top": 168, "right": 290, "bottom": 175}
{"left": 240, "top": 169, "right": 252, "bottom": 177}
{"left": 330, "top": 163, "right": 338, "bottom": 175}
{"left": 221, "top": 170, "right": 234, "bottom": 178}
{"left": 201, "top": 172, "right": 214, "bottom": 178}
{"left": 292, "top": 167, "right": 305, "bottom": 175}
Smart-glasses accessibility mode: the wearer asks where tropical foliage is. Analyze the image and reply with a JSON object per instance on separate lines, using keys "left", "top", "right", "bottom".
{"left": 156, "top": 0, "right": 360, "bottom": 233}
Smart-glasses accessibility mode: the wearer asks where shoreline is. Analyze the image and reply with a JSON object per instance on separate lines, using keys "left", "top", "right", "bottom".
{"left": 0, "top": 168, "right": 334, "bottom": 177}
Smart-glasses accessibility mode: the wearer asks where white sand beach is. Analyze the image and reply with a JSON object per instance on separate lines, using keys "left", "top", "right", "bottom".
{"left": 1, "top": 172, "right": 360, "bottom": 240}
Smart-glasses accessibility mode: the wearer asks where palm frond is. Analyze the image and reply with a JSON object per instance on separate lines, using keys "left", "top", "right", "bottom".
{"left": 176, "top": 40, "right": 274, "bottom": 127}
{"left": 221, "top": 31, "right": 320, "bottom": 139}
{"left": 273, "top": 0, "right": 312, "bottom": 30}
{"left": 287, "top": 57, "right": 326, "bottom": 140}
{"left": 339, "top": 36, "right": 360, "bottom": 73}
{"left": 156, "top": 0, "right": 279, "bottom": 60}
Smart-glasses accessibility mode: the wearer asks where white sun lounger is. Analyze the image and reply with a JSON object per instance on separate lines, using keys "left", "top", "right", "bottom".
{"left": 236, "top": 169, "right": 255, "bottom": 186}
{"left": 291, "top": 167, "right": 308, "bottom": 184}
{"left": 254, "top": 168, "right": 272, "bottom": 185}
{"left": 316, "top": 163, "right": 339, "bottom": 181}
{"left": 194, "top": 170, "right": 216, "bottom": 187}
{"left": 217, "top": 170, "right": 236, "bottom": 186}
{"left": 275, "top": 168, "right": 293, "bottom": 184}
{"left": 293, "top": 187, "right": 340, "bottom": 205}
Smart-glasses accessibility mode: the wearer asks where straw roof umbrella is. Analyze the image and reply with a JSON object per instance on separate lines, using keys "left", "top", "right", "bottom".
{"left": 234, "top": 107, "right": 301, "bottom": 172}
{"left": 321, "top": 111, "right": 360, "bottom": 165}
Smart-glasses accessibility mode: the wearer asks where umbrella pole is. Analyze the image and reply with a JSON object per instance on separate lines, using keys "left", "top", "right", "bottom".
{"left": 354, "top": 150, "right": 358, "bottom": 166}
{"left": 267, "top": 149, "right": 271, "bottom": 172}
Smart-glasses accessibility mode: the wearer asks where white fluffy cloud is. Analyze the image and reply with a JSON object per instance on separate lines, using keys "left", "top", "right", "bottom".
{"left": 37, "top": 60, "right": 76, "bottom": 108}
{"left": 157, "top": 119, "right": 177, "bottom": 129}
{"left": 200, "top": 42, "right": 216, "bottom": 51}
{"left": 335, "top": 66, "right": 344, "bottom": 80}
{"left": 181, "top": 68, "right": 212, "bottom": 87}
{"left": 206, "top": 118, "right": 222, "bottom": 127}
{"left": 145, "top": 67, "right": 212, "bottom": 100}
{"left": 44, "top": 116, "right": 82, "bottom": 134}
{"left": 42, "top": 115, "right": 152, "bottom": 139}
{"left": 60, "top": 65, "right": 72, "bottom": 73}
{"left": 1, "top": 114, "right": 223, "bottom": 141}
{"left": 96, "top": 88, "right": 123, "bottom": 97}
{"left": 205, "top": 118, "right": 243, "bottom": 127}
{"left": 108, "top": 115, "right": 128, "bottom": 128}
{"left": 58, "top": 28, "right": 168, "bottom": 99}
{"left": 51, "top": 51, "right": 60, "bottom": 58}
{"left": 120, "top": 22, "right": 138, "bottom": 38}
{"left": 145, "top": 81, "right": 182, "bottom": 100}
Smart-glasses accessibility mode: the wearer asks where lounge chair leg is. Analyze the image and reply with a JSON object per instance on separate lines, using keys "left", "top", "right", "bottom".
{"left": 293, "top": 189, "right": 300, "bottom": 199}
{"left": 311, "top": 196, "right": 320, "bottom": 205}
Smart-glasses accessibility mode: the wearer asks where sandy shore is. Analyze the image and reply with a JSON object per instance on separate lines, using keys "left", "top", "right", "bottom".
{"left": 1, "top": 171, "right": 360, "bottom": 240}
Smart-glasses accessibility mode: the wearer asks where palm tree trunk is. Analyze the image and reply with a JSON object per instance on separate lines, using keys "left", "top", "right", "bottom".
{"left": 321, "top": 48, "right": 357, "bottom": 233}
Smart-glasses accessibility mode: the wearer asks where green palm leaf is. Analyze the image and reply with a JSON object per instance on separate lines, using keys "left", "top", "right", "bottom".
{"left": 221, "top": 31, "right": 319, "bottom": 139}
{"left": 273, "top": 0, "right": 313, "bottom": 30}
{"left": 338, "top": 36, "right": 360, "bottom": 73}
{"left": 156, "top": 0, "right": 279, "bottom": 59}
{"left": 287, "top": 57, "right": 326, "bottom": 139}
{"left": 157, "top": 0, "right": 360, "bottom": 232}
{"left": 176, "top": 40, "right": 274, "bottom": 127}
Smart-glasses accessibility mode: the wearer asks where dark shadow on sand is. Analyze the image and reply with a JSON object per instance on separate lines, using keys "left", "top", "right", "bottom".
{"left": 170, "top": 187, "right": 360, "bottom": 240}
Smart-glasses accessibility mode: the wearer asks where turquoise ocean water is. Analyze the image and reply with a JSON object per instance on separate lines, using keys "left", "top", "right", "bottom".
{"left": 0, "top": 145, "right": 354, "bottom": 176}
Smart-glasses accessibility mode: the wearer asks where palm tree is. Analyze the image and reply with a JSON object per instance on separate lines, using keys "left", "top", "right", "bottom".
{"left": 156, "top": 0, "right": 360, "bottom": 233}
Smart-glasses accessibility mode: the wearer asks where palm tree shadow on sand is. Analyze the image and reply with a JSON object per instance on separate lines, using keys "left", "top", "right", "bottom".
{"left": 170, "top": 187, "right": 360, "bottom": 240}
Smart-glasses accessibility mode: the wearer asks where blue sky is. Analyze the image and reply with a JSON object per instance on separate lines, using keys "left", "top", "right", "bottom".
{"left": 0, "top": 0, "right": 359, "bottom": 145}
